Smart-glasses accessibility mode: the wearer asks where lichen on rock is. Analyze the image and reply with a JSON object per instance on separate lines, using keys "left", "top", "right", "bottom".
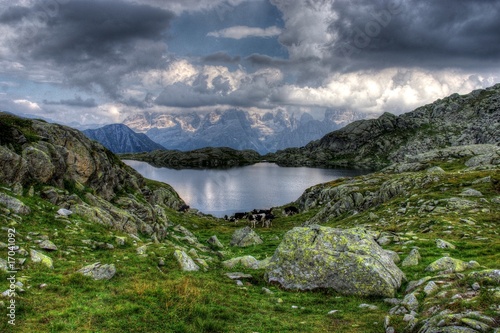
{"left": 265, "top": 226, "right": 404, "bottom": 297}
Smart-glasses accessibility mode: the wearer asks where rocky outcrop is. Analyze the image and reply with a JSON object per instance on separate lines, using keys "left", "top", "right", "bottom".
{"left": 0, "top": 113, "right": 184, "bottom": 240}
{"left": 265, "top": 226, "right": 405, "bottom": 297}
{"left": 122, "top": 146, "right": 261, "bottom": 169}
{"left": 268, "top": 84, "right": 500, "bottom": 169}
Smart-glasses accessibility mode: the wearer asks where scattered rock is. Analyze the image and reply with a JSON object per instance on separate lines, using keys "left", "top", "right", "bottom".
{"left": 426, "top": 257, "right": 480, "bottom": 273}
{"left": 262, "top": 287, "right": 273, "bottom": 295}
{"left": 468, "top": 269, "right": 500, "bottom": 285}
{"left": 115, "top": 236, "right": 126, "bottom": 246}
{"left": 265, "top": 226, "right": 404, "bottom": 297}
{"left": 222, "top": 255, "right": 260, "bottom": 270}
{"left": 0, "top": 192, "right": 31, "bottom": 215}
{"left": 230, "top": 227, "right": 263, "bottom": 247}
{"left": 426, "top": 166, "right": 445, "bottom": 174}
{"left": 460, "top": 188, "right": 483, "bottom": 197}
{"left": 225, "top": 272, "right": 253, "bottom": 280}
{"left": 401, "top": 293, "right": 419, "bottom": 312}
{"left": 0, "top": 258, "right": 7, "bottom": 271}
{"left": 173, "top": 250, "right": 199, "bottom": 271}
{"left": 359, "top": 303, "right": 378, "bottom": 310}
{"left": 39, "top": 240, "right": 58, "bottom": 251}
{"left": 57, "top": 208, "right": 72, "bottom": 216}
{"left": 77, "top": 262, "right": 116, "bottom": 280}
{"left": 402, "top": 248, "right": 421, "bottom": 267}
{"left": 436, "top": 239, "right": 456, "bottom": 249}
{"left": 136, "top": 245, "right": 148, "bottom": 256}
{"left": 207, "top": 235, "right": 224, "bottom": 249}
{"left": 424, "top": 281, "right": 439, "bottom": 295}
{"left": 30, "top": 249, "right": 53, "bottom": 269}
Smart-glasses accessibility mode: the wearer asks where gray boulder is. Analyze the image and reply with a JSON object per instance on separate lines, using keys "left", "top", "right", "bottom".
{"left": 30, "top": 249, "right": 53, "bottom": 269}
{"left": 0, "top": 192, "right": 31, "bottom": 215}
{"left": 39, "top": 240, "right": 58, "bottom": 251}
{"left": 265, "top": 226, "right": 405, "bottom": 297}
{"left": 173, "top": 250, "right": 199, "bottom": 271}
{"left": 426, "top": 257, "right": 480, "bottom": 273}
{"left": 230, "top": 227, "right": 263, "bottom": 247}
{"left": 207, "top": 235, "right": 224, "bottom": 249}
{"left": 402, "top": 248, "right": 421, "bottom": 267}
{"left": 78, "top": 262, "right": 116, "bottom": 280}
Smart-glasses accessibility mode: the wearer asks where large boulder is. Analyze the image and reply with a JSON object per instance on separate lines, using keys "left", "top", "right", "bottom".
{"left": 230, "top": 227, "right": 263, "bottom": 247}
{"left": 265, "top": 226, "right": 405, "bottom": 297}
{"left": 0, "top": 192, "right": 31, "bottom": 215}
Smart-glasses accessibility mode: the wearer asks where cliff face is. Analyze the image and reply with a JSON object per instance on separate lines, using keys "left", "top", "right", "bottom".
{"left": 269, "top": 84, "right": 500, "bottom": 168}
{"left": 0, "top": 113, "right": 184, "bottom": 239}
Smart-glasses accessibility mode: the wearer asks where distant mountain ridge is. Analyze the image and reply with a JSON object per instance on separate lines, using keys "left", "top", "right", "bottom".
{"left": 83, "top": 124, "right": 165, "bottom": 154}
{"left": 123, "top": 109, "right": 367, "bottom": 154}
{"left": 268, "top": 84, "right": 500, "bottom": 169}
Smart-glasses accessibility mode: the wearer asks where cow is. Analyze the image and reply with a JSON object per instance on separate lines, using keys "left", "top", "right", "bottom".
{"left": 284, "top": 206, "right": 299, "bottom": 216}
{"left": 234, "top": 212, "right": 247, "bottom": 220}
{"left": 178, "top": 204, "right": 190, "bottom": 213}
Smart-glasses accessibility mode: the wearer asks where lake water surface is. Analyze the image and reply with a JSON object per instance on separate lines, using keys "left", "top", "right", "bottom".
{"left": 124, "top": 161, "right": 368, "bottom": 217}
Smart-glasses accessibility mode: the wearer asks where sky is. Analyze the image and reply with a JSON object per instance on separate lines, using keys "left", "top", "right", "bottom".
{"left": 1, "top": 0, "right": 499, "bottom": 126}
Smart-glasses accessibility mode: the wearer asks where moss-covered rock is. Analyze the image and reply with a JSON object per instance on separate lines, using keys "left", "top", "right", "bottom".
{"left": 30, "top": 249, "right": 53, "bottom": 269}
{"left": 173, "top": 250, "right": 200, "bottom": 272}
{"left": 230, "top": 227, "right": 263, "bottom": 247}
{"left": 425, "top": 257, "right": 479, "bottom": 273}
{"left": 265, "top": 226, "right": 404, "bottom": 297}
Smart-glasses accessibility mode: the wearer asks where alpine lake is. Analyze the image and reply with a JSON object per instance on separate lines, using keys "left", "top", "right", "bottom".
{"left": 124, "top": 160, "right": 369, "bottom": 217}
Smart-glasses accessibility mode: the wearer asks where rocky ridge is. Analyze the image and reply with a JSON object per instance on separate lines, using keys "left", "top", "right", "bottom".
{"left": 121, "top": 146, "right": 261, "bottom": 169}
{"left": 268, "top": 84, "right": 500, "bottom": 168}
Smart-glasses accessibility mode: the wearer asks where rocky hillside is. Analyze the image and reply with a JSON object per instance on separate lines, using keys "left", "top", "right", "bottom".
{"left": 121, "top": 146, "right": 261, "bottom": 169}
{"left": 268, "top": 84, "right": 500, "bottom": 169}
{"left": 0, "top": 112, "right": 183, "bottom": 239}
{"left": 83, "top": 123, "right": 165, "bottom": 154}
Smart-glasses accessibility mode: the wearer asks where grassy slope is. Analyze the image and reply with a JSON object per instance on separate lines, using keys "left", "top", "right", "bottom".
{"left": 0, "top": 161, "right": 499, "bottom": 332}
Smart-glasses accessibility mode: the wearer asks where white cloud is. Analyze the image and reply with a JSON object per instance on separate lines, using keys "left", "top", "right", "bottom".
{"left": 207, "top": 25, "right": 281, "bottom": 39}
{"left": 272, "top": 68, "right": 497, "bottom": 114}
{"left": 14, "top": 99, "right": 41, "bottom": 111}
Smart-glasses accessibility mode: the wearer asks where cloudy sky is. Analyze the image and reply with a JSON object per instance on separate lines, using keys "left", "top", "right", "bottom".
{"left": 1, "top": 0, "right": 499, "bottom": 126}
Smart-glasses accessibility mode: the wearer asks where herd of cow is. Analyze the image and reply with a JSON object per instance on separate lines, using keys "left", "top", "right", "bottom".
{"left": 178, "top": 204, "right": 300, "bottom": 228}
{"left": 224, "top": 205, "right": 300, "bottom": 228}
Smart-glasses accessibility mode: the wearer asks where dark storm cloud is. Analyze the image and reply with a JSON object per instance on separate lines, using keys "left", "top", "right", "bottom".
{"left": 327, "top": 0, "right": 500, "bottom": 69}
{"left": 202, "top": 52, "right": 241, "bottom": 64}
{"left": 43, "top": 96, "right": 98, "bottom": 108}
{"left": 1, "top": 0, "right": 174, "bottom": 98}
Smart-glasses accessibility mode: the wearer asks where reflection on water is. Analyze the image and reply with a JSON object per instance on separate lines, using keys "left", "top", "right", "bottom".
{"left": 124, "top": 161, "right": 368, "bottom": 217}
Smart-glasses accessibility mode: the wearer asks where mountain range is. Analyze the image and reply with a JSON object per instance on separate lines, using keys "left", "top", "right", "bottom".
{"left": 123, "top": 109, "right": 367, "bottom": 154}
{"left": 83, "top": 124, "right": 165, "bottom": 154}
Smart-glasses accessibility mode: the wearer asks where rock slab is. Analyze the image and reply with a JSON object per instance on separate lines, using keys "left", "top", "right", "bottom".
{"left": 265, "top": 226, "right": 405, "bottom": 297}
{"left": 78, "top": 262, "right": 116, "bottom": 280}
{"left": 230, "top": 227, "right": 263, "bottom": 247}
